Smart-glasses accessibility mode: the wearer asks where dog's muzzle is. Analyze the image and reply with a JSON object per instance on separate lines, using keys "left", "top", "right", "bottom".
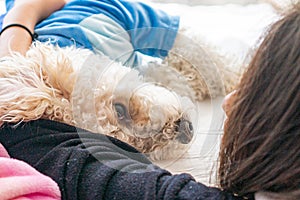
{"left": 175, "top": 118, "right": 194, "bottom": 144}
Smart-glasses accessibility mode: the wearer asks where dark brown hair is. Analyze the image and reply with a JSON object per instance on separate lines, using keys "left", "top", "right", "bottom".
{"left": 219, "top": 3, "right": 300, "bottom": 199}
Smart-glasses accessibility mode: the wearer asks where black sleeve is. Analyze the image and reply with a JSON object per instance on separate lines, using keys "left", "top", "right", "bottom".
{"left": 0, "top": 119, "right": 242, "bottom": 200}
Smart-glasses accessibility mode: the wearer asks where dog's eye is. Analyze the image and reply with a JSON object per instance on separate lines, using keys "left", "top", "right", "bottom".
{"left": 114, "top": 103, "right": 128, "bottom": 120}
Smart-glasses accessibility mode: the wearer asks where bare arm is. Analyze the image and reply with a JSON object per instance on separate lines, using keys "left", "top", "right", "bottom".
{"left": 0, "top": 0, "right": 69, "bottom": 57}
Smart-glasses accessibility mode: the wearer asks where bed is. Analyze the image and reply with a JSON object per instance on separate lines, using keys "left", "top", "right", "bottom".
{"left": 0, "top": 0, "right": 279, "bottom": 186}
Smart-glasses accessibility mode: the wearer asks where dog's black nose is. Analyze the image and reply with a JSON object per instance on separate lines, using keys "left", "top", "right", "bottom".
{"left": 175, "top": 118, "right": 194, "bottom": 144}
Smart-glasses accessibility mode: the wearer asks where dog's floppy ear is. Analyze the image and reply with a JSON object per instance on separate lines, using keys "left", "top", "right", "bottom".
{"left": 0, "top": 55, "right": 53, "bottom": 125}
{"left": 26, "top": 42, "right": 79, "bottom": 99}
{"left": 0, "top": 43, "right": 75, "bottom": 126}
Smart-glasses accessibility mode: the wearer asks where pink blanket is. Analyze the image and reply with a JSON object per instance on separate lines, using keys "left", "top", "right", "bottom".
{"left": 0, "top": 143, "right": 61, "bottom": 200}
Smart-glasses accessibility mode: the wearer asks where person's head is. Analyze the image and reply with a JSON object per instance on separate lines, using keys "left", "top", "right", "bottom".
{"left": 219, "top": 3, "right": 300, "bottom": 199}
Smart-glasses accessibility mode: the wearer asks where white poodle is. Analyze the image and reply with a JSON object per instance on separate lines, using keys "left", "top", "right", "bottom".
{"left": 0, "top": 26, "right": 239, "bottom": 160}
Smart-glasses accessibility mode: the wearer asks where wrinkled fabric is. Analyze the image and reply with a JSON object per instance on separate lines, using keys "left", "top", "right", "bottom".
{"left": 0, "top": 119, "right": 244, "bottom": 200}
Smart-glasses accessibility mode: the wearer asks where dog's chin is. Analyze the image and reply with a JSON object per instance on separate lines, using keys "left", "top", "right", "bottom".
{"left": 115, "top": 121, "right": 166, "bottom": 141}
{"left": 115, "top": 116, "right": 193, "bottom": 150}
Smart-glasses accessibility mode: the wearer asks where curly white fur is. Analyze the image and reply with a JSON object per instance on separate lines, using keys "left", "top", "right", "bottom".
{"left": 0, "top": 42, "right": 196, "bottom": 160}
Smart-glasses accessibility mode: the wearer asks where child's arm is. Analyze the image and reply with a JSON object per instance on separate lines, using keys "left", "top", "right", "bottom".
{"left": 0, "top": 0, "right": 69, "bottom": 57}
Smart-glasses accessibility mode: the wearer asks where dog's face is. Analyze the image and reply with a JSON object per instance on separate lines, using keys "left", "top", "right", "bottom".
{"left": 112, "top": 83, "right": 194, "bottom": 153}
{"left": 72, "top": 54, "right": 195, "bottom": 154}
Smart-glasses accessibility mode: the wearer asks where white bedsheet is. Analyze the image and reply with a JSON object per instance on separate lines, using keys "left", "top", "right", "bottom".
{"left": 150, "top": 2, "right": 278, "bottom": 63}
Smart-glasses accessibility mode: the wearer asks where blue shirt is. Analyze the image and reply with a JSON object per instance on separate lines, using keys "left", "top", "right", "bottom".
{"left": 2, "top": 0, "right": 180, "bottom": 66}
